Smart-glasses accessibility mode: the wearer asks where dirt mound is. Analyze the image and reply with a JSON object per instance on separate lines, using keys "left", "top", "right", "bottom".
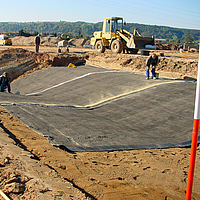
{"left": 86, "top": 51, "right": 198, "bottom": 79}
{"left": 68, "top": 38, "right": 89, "bottom": 47}
{"left": 155, "top": 43, "right": 183, "bottom": 50}
{"left": 11, "top": 36, "right": 90, "bottom": 48}
{"left": 12, "top": 36, "right": 61, "bottom": 47}
{"left": 0, "top": 47, "right": 198, "bottom": 83}
{"left": 0, "top": 126, "right": 88, "bottom": 200}
{"left": 0, "top": 48, "right": 87, "bottom": 81}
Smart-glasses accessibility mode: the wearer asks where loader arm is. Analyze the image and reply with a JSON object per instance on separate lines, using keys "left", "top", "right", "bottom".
{"left": 117, "top": 30, "right": 129, "bottom": 43}
{"left": 117, "top": 30, "right": 136, "bottom": 48}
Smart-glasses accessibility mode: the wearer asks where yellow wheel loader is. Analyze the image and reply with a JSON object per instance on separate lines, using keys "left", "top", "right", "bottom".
{"left": 90, "top": 17, "right": 156, "bottom": 54}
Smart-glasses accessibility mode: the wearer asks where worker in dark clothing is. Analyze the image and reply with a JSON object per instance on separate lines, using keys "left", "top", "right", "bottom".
{"left": 145, "top": 53, "right": 158, "bottom": 79}
{"left": 0, "top": 75, "right": 3, "bottom": 92}
{"left": 35, "top": 34, "right": 41, "bottom": 53}
{"left": 0, "top": 72, "right": 11, "bottom": 93}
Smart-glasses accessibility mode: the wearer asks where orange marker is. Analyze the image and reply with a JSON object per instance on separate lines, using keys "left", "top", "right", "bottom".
{"left": 185, "top": 44, "right": 200, "bottom": 200}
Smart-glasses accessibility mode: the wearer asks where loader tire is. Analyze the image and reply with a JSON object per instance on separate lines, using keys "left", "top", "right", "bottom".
{"left": 111, "top": 40, "right": 123, "bottom": 53}
{"left": 95, "top": 40, "right": 105, "bottom": 53}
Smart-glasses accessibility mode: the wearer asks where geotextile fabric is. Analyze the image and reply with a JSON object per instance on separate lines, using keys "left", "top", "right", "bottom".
{"left": 0, "top": 65, "right": 198, "bottom": 152}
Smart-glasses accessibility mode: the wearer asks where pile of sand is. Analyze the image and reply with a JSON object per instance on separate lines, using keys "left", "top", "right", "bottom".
{"left": 11, "top": 36, "right": 90, "bottom": 48}
{"left": 86, "top": 51, "right": 198, "bottom": 79}
{"left": 11, "top": 36, "right": 61, "bottom": 47}
{"left": 68, "top": 38, "right": 90, "bottom": 47}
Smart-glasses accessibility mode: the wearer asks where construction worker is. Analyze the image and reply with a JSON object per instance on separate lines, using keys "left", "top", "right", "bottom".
{"left": 0, "top": 72, "right": 11, "bottom": 93}
{"left": 0, "top": 74, "right": 3, "bottom": 92}
{"left": 35, "top": 34, "right": 41, "bottom": 53}
{"left": 145, "top": 53, "right": 158, "bottom": 79}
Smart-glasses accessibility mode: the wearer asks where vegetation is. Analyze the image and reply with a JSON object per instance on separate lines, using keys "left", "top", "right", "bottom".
{"left": 0, "top": 21, "right": 199, "bottom": 43}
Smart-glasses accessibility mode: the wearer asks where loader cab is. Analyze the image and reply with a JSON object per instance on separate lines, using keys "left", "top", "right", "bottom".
{"left": 106, "top": 18, "right": 123, "bottom": 33}
{"left": 103, "top": 17, "right": 123, "bottom": 39}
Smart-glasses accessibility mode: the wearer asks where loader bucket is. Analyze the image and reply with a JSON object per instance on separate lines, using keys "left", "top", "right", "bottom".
{"left": 131, "top": 36, "right": 155, "bottom": 49}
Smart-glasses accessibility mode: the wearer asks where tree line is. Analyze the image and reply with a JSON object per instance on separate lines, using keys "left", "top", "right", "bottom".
{"left": 0, "top": 21, "right": 199, "bottom": 43}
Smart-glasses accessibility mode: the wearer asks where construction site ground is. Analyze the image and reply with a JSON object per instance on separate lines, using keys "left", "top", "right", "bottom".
{"left": 0, "top": 42, "right": 200, "bottom": 200}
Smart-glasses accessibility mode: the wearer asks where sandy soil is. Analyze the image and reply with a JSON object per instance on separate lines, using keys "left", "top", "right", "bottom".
{"left": 0, "top": 43, "right": 200, "bottom": 200}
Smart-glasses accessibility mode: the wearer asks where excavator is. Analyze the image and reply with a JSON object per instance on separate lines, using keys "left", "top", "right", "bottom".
{"left": 90, "top": 17, "right": 156, "bottom": 54}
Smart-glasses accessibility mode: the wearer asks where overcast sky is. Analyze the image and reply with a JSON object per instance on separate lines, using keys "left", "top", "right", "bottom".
{"left": 1, "top": 0, "right": 200, "bottom": 30}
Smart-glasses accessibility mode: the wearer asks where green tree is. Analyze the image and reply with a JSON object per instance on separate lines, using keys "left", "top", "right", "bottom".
{"left": 78, "top": 31, "right": 81, "bottom": 38}
{"left": 185, "top": 36, "right": 194, "bottom": 43}
{"left": 0, "top": 21, "right": 200, "bottom": 43}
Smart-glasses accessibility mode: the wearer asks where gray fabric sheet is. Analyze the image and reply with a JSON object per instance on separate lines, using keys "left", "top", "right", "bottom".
{"left": 0, "top": 65, "right": 198, "bottom": 152}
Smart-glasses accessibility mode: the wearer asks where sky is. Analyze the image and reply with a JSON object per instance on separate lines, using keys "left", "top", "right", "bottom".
{"left": 1, "top": 0, "right": 200, "bottom": 30}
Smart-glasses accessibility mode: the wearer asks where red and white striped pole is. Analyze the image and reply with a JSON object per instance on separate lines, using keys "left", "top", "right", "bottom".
{"left": 185, "top": 44, "right": 200, "bottom": 200}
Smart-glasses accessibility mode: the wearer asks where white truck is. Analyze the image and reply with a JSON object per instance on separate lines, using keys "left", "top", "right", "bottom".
{"left": 0, "top": 35, "right": 12, "bottom": 45}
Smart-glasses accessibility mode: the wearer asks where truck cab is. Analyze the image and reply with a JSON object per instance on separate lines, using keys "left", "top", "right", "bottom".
{"left": 0, "top": 35, "right": 12, "bottom": 45}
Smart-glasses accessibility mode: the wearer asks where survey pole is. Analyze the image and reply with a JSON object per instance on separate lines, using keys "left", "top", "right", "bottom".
{"left": 185, "top": 44, "right": 200, "bottom": 200}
